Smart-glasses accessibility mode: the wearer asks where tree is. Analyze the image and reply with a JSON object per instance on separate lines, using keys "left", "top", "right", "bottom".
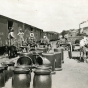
{"left": 76, "top": 32, "right": 87, "bottom": 36}
{"left": 60, "top": 30, "right": 69, "bottom": 38}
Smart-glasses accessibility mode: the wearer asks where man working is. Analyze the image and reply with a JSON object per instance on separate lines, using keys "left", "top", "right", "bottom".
{"left": 8, "top": 27, "right": 15, "bottom": 46}
{"left": 80, "top": 36, "right": 88, "bottom": 63}
{"left": 28, "top": 31, "right": 37, "bottom": 51}
{"left": 17, "top": 28, "right": 24, "bottom": 46}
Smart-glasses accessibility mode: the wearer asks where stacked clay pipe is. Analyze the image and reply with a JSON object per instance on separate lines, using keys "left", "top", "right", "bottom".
{"left": 37, "top": 47, "right": 48, "bottom": 53}
{"left": 33, "top": 65, "right": 52, "bottom": 88}
{"left": 12, "top": 56, "right": 33, "bottom": 88}
{"left": 0, "top": 51, "right": 53, "bottom": 88}
{"left": 12, "top": 65, "right": 31, "bottom": 88}
{"left": 54, "top": 51, "right": 62, "bottom": 71}
{"left": 54, "top": 47, "right": 64, "bottom": 63}
{"left": 18, "top": 50, "right": 43, "bottom": 65}
{"left": 0, "top": 66, "right": 5, "bottom": 87}
{"left": 42, "top": 53, "right": 56, "bottom": 74}
{"left": 1, "top": 61, "right": 15, "bottom": 80}
{"left": 0, "top": 61, "right": 15, "bottom": 87}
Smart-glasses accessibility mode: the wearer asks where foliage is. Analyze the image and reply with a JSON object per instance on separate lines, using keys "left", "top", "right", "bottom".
{"left": 76, "top": 32, "right": 87, "bottom": 36}
{"left": 60, "top": 30, "right": 69, "bottom": 38}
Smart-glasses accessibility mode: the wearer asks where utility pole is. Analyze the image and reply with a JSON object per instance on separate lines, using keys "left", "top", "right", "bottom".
{"left": 79, "top": 21, "right": 87, "bottom": 34}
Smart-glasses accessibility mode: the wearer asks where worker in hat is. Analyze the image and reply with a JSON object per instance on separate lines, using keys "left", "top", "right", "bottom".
{"left": 40, "top": 34, "right": 50, "bottom": 49}
{"left": 43, "top": 34, "right": 49, "bottom": 45}
{"left": 80, "top": 36, "right": 88, "bottom": 63}
{"left": 8, "top": 27, "right": 16, "bottom": 46}
{"left": 17, "top": 28, "right": 24, "bottom": 46}
{"left": 28, "top": 31, "right": 36, "bottom": 42}
{"left": 28, "top": 31, "right": 37, "bottom": 51}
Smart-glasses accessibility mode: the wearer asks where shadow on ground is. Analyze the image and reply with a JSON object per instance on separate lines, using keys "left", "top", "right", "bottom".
{"left": 72, "top": 57, "right": 84, "bottom": 62}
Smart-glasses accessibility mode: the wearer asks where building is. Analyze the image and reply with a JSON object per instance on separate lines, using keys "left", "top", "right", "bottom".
{"left": 68, "top": 29, "right": 79, "bottom": 37}
{"left": 82, "top": 27, "right": 88, "bottom": 35}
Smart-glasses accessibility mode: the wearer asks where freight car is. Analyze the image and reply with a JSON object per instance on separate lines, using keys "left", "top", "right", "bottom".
{"left": 32, "top": 27, "right": 43, "bottom": 42}
{"left": 43, "top": 31, "right": 59, "bottom": 41}
{"left": 0, "top": 14, "right": 59, "bottom": 56}
{"left": 23, "top": 24, "right": 43, "bottom": 42}
{"left": 0, "top": 15, "right": 43, "bottom": 47}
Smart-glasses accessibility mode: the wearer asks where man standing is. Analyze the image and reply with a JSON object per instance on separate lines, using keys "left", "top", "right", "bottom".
{"left": 17, "top": 29, "right": 24, "bottom": 46}
{"left": 80, "top": 36, "right": 88, "bottom": 62}
{"left": 28, "top": 31, "right": 36, "bottom": 50}
{"left": 8, "top": 27, "right": 17, "bottom": 58}
{"left": 28, "top": 31, "right": 36, "bottom": 42}
{"left": 41, "top": 34, "right": 50, "bottom": 49}
{"left": 8, "top": 27, "right": 15, "bottom": 46}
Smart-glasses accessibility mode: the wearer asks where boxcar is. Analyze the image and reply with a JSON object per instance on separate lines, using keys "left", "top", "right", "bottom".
{"left": 43, "top": 31, "right": 59, "bottom": 41}
{"left": 0, "top": 15, "right": 44, "bottom": 47}
{"left": 0, "top": 15, "right": 59, "bottom": 48}
{"left": 0, "top": 15, "right": 8, "bottom": 46}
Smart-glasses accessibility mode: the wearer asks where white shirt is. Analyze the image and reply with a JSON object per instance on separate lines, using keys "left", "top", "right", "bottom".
{"left": 8, "top": 32, "right": 15, "bottom": 39}
{"left": 80, "top": 39, "right": 86, "bottom": 47}
{"left": 17, "top": 32, "right": 24, "bottom": 38}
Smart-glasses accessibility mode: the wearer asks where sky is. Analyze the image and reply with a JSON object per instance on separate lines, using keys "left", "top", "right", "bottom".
{"left": 0, "top": 0, "right": 88, "bottom": 33}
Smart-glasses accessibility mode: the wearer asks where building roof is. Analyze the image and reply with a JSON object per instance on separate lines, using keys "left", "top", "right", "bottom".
{"left": 44, "top": 31, "right": 59, "bottom": 34}
{"left": 0, "top": 14, "right": 43, "bottom": 31}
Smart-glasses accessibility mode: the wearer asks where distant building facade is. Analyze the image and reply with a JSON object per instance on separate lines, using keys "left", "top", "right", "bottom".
{"left": 68, "top": 29, "right": 78, "bottom": 37}
{"left": 82, "top": 27, "right": 88, "bottom": 35}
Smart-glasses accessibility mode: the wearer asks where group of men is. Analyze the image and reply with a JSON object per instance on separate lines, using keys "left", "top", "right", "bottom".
{"left": 7, "top": 27, "right": 88, "bottom": 62}
{"left": 7, "top": 27, "right": 50, "bottom": 50}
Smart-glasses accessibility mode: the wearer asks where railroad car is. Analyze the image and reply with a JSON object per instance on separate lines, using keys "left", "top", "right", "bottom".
{"left": 43, "top": 31, "right": 59, "bottom": 41}
{"left": 0, "top": 15, "right": 43, "bottom": 47}
{"left": 0, "top": 14, "right": 59, "bottom": 50}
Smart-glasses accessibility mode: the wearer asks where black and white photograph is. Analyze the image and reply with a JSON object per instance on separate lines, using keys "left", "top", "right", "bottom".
{"left": 0, "top": 0, "right": 88, "bottom": 88}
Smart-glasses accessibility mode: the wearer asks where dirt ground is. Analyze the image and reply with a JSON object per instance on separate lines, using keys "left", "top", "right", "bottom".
{"left": 1, "top": 41, "right": 88, "bottom": 88}
{"left": 52, "top": 51, "right": 88, "bottom": 88}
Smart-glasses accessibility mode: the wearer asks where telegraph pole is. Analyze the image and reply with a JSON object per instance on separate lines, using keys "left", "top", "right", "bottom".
{"left": 79, "top": 21, "right": 87, "bottom": 34}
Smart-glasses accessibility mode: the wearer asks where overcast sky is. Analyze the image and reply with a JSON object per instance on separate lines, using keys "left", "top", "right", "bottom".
{"left": 0, "top": 0, "right": 88, "bottom": 33}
